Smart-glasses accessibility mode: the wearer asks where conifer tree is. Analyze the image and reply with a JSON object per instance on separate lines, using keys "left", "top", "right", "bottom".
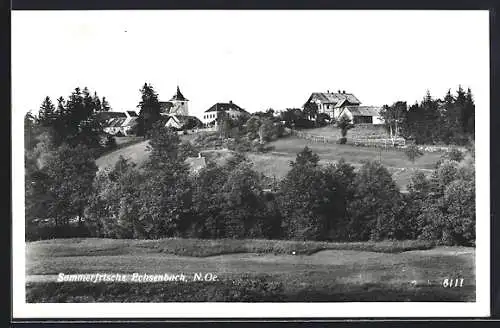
{"left": 38, "top": 96, "right": 56, "bottom": 127}
{"left": 92, "top": 92, "right": 102, "bottom": 112}
{"left": 137, "top": 83, "right": 161, "bottom": 137}
{"left": 101, "top": 96, "right": 111, "bottom": 111}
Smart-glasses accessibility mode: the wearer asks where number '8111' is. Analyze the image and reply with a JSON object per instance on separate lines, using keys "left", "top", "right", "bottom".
{"left": 443, "top": 278, "right": 464, "bottom": 288}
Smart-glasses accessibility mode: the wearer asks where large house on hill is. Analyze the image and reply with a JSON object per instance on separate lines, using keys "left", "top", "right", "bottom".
{"left": 202, "top": 100, "right": 250, "bottom": 126}
{"left": 304, "top": 90, "right": 383, "bottom": 124}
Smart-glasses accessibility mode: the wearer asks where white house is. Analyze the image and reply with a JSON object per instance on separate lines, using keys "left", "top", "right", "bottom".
{"left": 202, "top": 100, "right": 250, "bottom": 126}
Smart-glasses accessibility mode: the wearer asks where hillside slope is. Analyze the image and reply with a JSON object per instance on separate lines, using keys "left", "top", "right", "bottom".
{"left": 94, "top": 136, "right": 436, "bottom": 191}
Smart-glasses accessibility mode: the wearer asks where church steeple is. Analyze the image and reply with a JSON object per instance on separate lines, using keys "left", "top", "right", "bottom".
{"left": 170, "top": 85, "right": 188, "bottom": 101}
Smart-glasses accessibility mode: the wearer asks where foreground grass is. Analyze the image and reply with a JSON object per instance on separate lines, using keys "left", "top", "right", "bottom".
{"left": 26, "top": 278, "right": 474, "bottom": 302}
{"left": 26, "top": 238, "right": 475, "bottom": 302}
{"left": 27, "top": 238, "right": 436, "bottom": 259}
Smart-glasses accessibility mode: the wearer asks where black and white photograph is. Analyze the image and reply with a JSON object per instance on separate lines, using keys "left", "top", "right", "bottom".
{"left": 11, "top": 9, "right": 490, "bottom": 318}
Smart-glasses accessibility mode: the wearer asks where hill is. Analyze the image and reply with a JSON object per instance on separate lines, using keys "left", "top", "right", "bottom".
{"left": 95, "top": 134, "right": 441, "bottom": 191}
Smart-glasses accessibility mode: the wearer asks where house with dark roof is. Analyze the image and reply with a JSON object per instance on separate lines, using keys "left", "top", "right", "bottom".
{"left": 338, "top": 106, "right": 384, "bottom": 124}
{"left": 96, "top": 110, "right": 139, "bottom": 136}
{"left": 304, "top": 90, "right": 383, "bottom": 124}
{"left": 202, "top": 100, "right": 250, "bottom": 126}
{"left": 304, "top": 90, "right": 361, "bottom": 120}
{"left": 159, "top": 86, "right": 189, "bottom": 116}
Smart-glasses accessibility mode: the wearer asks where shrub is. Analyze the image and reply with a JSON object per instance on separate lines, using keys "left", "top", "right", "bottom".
{"left": 405, "top": 144, "right": 424, "bottom": 163}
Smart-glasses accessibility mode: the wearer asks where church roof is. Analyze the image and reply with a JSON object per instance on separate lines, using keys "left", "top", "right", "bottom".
{"left": 169, "top": 86, "right": 188, "bottom": 101}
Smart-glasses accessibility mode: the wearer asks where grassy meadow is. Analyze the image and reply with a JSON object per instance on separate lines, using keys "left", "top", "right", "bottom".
{"left": 26, "top": 238, "right": 475, "bottom": 302}
{"left": 95, "top": 131, "right": 442, "bottom": 192}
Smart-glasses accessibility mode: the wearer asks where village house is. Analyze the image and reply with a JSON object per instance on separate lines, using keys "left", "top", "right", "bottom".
{"left": 303, "top": 90, "right": 384, "bottom": 124}
{"left": 162, "top": 114, "right": 203, "bottom": 131}
{"left": 202, "top": 100, "right": 250, "bottom": 126}
{"left": 96, "top": 110, "right": 139, "bottom": 136}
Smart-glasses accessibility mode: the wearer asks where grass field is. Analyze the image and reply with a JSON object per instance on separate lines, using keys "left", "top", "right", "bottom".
{"left": 300, "top": 125, "right": 388, "bottom": 140}
{"left": 26, "top": 238, "right": 475, "bottom": 302}
{"left": 95, "top": 133, "right": 441, "bottom": 191}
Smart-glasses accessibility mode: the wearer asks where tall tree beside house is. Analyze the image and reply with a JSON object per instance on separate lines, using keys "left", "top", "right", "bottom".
{"left": 380, "top": 101, "right": 407, "bottom": 145}
{"left": 303, "top": 102, "right": 318, "bottom": 121}
{"left": 217, "top": 110, "right": 233, "bottom": 139}
{"left": 336, "top": 114, "right": 354, "bottom": 144}
{"left": 137, "top": 83, "right": 161, "bottom": 137}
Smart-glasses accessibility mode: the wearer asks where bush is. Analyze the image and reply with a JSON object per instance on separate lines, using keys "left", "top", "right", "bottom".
{"left": 105, "top": 135, "right": 117, "bottom": 150}
{"left": 337, "top": 137, "right": 347, "bottom": 144}
{"left": 405, "top": 144, "right": 424, "bottom": 163}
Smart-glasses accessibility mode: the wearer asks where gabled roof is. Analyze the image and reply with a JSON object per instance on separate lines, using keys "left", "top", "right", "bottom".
{"left": 169, "top": 86, "right": 188, "bottom": 101}
{"left": 205, "top": 101, "right": 249, "bottom": 114}
{"left": 306, "top": 92, "right": 361, "bottom": 106}
{"left": 123, "top": 117, "right": 138, "bottom": 127}
{"left": 343, "top": 106, "right": 381, "bottom": 117}
{"left": 109, "top": 118, "right": 126, "bottom": 127}
{"left": 165, "top": 114, "right": 202, "bottom": 127}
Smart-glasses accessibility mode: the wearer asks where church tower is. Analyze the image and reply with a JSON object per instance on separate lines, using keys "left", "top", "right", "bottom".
{"left": 168, "top": 86, "right": 189, "bottom": 116}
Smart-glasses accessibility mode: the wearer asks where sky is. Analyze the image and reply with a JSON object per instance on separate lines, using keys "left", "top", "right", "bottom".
{"left": 12, "top": 10, "right": 489, "bottom": 119}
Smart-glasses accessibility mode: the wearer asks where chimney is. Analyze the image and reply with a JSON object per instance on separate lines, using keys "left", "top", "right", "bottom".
{"left": 198, "top": 152, "right": 202, "bottom": 158}
{"left": 337, "top": 90, "right": 341, "bottom": 93}
{"left": 327, "top": 90, "right": 329, "bottom": 94}
{"left": 342, "top": 90, "right": 346, "bottom": 94}
{"left": 229, "top": 100, "right": 233, "bottom": 104}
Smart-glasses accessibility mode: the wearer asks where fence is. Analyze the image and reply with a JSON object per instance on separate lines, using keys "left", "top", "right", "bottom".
{"left": 289, "top": 129, "right": 405, "bottom": 149}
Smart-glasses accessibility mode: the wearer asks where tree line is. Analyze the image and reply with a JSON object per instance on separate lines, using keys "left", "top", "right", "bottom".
{"left": 381, "top": 87, "right": 475, "bottom": 145}
{"left": 24, "top": 84, "right": 475, "bottom": 246}
{"left": 26, "top": 121, "right": 475, "bottom": 246}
